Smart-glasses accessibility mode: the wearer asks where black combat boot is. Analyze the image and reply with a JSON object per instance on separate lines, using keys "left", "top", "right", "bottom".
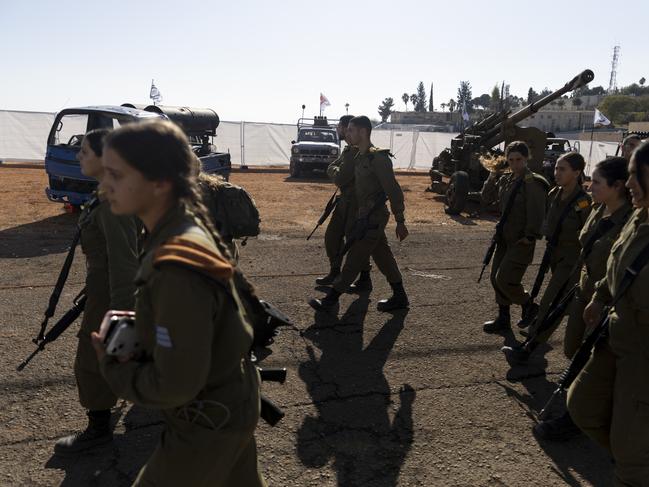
{"left": 377, "top": 281, "right": 409, "bottom": 312}
{"left": 482, "top": 305, "right": 511, "bottom": 333}
{"left": 309, "top": 288, "right": 342, "bottom": 312}
{"left": 501, "top": 339, "right": 537, "bottom": 363}
{"left": 54, "top": 409, "right": 112, "bottom": 456}
{"left": 533, "top": 412, "right": 582, "bottom": 441}
{"left": 516, "top": 298, "right": 539, "bottom": 329}
{"left": 348, "top": 270, "right": 373, "bottom": 293}
{"left": 315, "top": 267, "right": 340, "bottom": 286}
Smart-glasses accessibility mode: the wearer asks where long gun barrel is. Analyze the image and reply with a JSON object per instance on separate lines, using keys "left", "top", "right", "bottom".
{"left": 483, "top": 69, "right": 594, "bottom": 149}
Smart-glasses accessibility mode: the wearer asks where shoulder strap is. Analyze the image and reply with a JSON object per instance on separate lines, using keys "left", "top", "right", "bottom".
{"left": 34, "top": 195, "right": 100, "bottom": 343}
{"left": 611, "top": 240, "right": 649, "bottom": 307}
{"left": 495, "top": 177, "right": 524, "bottom": 236}
{"left": 153, "top": 236, "right": 234, "bottom": 282}
{"left": 548, "top": 189, "right": 588, "bottom": 246}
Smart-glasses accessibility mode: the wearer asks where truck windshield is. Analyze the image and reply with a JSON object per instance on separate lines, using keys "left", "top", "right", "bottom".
{"left": 298, "top": 130, "right": 337, "bottom": 143}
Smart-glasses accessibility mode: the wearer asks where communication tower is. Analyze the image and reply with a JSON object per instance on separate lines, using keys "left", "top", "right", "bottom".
{"left": 608, "top": 45, "right": 620, "bottom": 93}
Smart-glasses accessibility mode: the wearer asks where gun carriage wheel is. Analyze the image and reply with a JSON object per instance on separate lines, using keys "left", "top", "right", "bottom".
{"left": 444, "top": 171, "right": 469, "bottom": 215}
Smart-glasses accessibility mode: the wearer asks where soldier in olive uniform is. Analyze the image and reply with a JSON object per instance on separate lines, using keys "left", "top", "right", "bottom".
{"left": 309, "top": 115, "right": 409, "bottom": 312}
{"left": 54, "top": 129, "right": 139, "bottom": 455}
{"left": 480, "top": 141, "right": 549, "bottom": 333}
{"left": 568, "top": 141, "right": 649, "bottom": 485}
{"left": 621, "top": 133, "right": 642, "bottom": 160}
{"left": 93, "top": 121, "right": 265, "bottom": 487}
{"left": 533, "top": 157, "right": 632, "bottom": 440}
{"left": 503, "top": 152, "right": 591, "bottom": 359}
{"left": 316, "top": 114, "right": 372, "bottom": 291}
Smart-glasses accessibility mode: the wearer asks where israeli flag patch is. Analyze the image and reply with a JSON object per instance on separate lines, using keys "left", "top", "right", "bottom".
{"left": 155, "top": 326, "right": 173, "bottom": 349}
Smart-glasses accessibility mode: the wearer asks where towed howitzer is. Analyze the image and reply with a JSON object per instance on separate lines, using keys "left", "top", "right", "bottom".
{"left": 307, "top": 190, "right": 339, "bottom": 240}
{"left": 430, "top": 69, "right": 594, "bottom": 214}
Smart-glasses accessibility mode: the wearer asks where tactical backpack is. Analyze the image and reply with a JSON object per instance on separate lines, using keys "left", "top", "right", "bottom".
{"left": 199, "top": 175, "right": 261, "bottom": 239}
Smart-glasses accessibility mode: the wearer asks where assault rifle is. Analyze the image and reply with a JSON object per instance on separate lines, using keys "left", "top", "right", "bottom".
{"left": 529, "top": 189, "right": 586, "bottom": 299}
{"left": 338, "top": 193, "right": 388, "bottom": 257}
{"left": 307, "top": 190, "right": 339, "bottom": 240}
{"left": 539, "top": 239, "right": 649, "bottom": 419}
{"left": 17, "top": 289, "right": 87, "bottom": 371}
{"left": 478, "top": 177, "right": 524, "bottom": 283}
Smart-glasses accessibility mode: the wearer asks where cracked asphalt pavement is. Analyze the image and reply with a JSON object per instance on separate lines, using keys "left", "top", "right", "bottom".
{"left": 0, "top": 167, "right": 612, "bottom": 486}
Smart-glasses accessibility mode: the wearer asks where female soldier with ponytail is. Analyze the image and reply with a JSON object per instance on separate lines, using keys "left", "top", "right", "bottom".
{"left": 55, "top": 129, "right": 139, "bottom": 455}
{"left": 92, "top": 121, "right": 266, "bottom": 486}
{"left": 568, "top": 140, "right": 649, "bottom": 485}
{"left": 534, "top": 157, "right": 632, "bottom": 440}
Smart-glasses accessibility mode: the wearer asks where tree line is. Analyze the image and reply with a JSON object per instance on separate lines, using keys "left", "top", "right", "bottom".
{"left": 377, "top": 77, "right": 649, "bottom": 125}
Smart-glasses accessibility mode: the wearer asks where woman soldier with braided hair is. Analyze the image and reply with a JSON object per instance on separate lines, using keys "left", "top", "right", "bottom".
{"left": 91, "top": 121, "right": 266, "bottom": 486}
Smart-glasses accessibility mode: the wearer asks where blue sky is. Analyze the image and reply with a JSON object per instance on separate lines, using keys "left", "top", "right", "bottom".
{"left": 1, "top": 0, "right": 646, "bottom": 123}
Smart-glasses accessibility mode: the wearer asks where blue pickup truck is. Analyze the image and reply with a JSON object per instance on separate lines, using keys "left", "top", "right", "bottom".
{"left": 45, "top": 104, "right": 231, "bottom": 205}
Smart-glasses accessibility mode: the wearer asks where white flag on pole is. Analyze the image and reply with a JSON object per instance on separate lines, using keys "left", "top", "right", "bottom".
{"left": 150, "top": 80, "right": 163, "bottom": 104}
{"left": 320, "top": 93, "right": 331, "bottom": 112}
{"left": 593, "top": 108, "right": 611, "bottom": 127}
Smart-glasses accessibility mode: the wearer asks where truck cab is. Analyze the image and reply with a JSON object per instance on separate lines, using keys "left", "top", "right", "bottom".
{"left": 289, "top": 116, "right": 340, "bottom": 178}
{"left": 45, "top": 104, "right": 231, "bottom": 206}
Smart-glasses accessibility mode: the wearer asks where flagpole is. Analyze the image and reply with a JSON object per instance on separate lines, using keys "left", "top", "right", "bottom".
{"left": 587, "top": 123, "right": 596, "bottom": 172}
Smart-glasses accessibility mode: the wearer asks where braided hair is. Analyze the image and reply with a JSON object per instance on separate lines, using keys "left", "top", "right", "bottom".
{"left": 103, "top": 120, "right": 235, "bottom": 263}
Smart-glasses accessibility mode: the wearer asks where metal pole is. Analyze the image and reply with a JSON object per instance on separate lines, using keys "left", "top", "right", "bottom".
{"left": 587, "top": 123, "right": 596, "bottom": 173}
{"left": 240, "top": 121, "right": 245, "bottom": 168}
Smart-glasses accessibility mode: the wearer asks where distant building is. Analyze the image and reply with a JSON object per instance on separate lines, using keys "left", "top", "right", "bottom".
{"left": 522, "top": 109, "right": 595, "bottom": 132}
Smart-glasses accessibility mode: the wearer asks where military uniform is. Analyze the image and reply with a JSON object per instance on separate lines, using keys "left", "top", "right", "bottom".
{"left": 563, "top": 202, "right": 632, "bottom": 358}
{"left": 568, "top": 208, "right": 649, "bottom": 485}
{"left": 99, "top": 206, "right": 265, "bottom": 487}
{"left": 527, "top": 185, "right": 592, "bottom": 344}
{"left": 331, "top": 147, "right": 404, "bottom": 294}
{"left": 324, "top": 145, "right": 369, "bottom": 271}
{"left": 76, "top": 196, "right": 139, "bottom": 411}
{"left": 481, "top": 169, "right": 548, "bottom": 308}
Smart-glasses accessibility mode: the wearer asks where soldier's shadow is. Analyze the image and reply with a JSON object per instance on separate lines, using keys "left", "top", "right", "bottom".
{"left": 498, "top": 341, "right": 614, "bottom": 487}
{"left": 0, "top": 213, "right": 77, "bottom": 258}
{"left": 297, "top": 297, "right": 414, "bottom": 487}
{"left": 44, "top": 404, "right": 162, "bottom": 487}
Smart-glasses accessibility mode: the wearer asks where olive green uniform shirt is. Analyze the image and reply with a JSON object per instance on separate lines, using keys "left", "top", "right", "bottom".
{"left": 481, "top": 169, "right": 548, "bottom": 244}
{"left": 326, "top": 145, "right": 359, "bottom": 203}
{"left": 99, "top": 206, "right": 258, "bottom": 412}
{"left": 353, "top": 147, "right": 405, "bottom": 223}
{"left": 78, "top": 197, "right": 138, "bottom": 334}
{"left": 543, "top": 185, "right": 592, "bottom": 264}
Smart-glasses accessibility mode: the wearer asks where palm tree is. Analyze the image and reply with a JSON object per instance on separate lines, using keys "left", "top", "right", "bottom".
{"left": 448, "top": 99, "right": 456, "bottom": 112}
{"left": 402, "top": 93, "right": 410, "bottom": 111}
{"left": 441, "top": 103, "right": 447, "bottom": 112}
{"left": 410, "top": 94, "right": 417, "bottom": 109}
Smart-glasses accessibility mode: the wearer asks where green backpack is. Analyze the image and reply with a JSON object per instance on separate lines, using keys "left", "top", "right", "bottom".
{"left": 200, "top": 175, "right": 261, "bottom": 239}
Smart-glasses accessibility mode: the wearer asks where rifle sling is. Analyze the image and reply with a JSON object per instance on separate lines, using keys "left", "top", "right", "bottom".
{"left": 36, "top": 196, "right": 99, "bottom": 342}
{"left": 494, "top": 177, "right": 524, "bottom": 238}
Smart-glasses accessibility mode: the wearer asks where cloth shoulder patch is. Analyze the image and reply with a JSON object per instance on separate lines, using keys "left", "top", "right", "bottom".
{"left": 575, "top": 198, "right": 591, "bottom": 211}
{"left": 155, "top": 325, "right": 173, "bottom": 349}
{"left": 153, "top": 235, "right": 233, "bottom": 282}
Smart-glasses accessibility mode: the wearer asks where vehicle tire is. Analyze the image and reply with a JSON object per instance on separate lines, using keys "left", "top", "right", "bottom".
{"left": 289, "top": 160, "right": 301, "bottom": 178}
{"left": 444, "top": 171, "right": 469, "bottom": 215}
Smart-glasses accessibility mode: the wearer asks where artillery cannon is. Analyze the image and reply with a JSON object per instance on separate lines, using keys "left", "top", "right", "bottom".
{"left": 429, "top": 69, "right": 594, "bottom": 214}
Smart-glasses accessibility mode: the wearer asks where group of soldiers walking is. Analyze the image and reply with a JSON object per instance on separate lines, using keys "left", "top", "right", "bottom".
{"left": 480, "top": 134, "right": 649, "bottom": 485}
{"left": 28, "top": 111, "right": 649, "bottom": 485}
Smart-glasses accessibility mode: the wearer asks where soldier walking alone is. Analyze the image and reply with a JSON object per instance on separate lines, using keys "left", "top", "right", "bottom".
{"left": 309, "top": 115, "right": 409, "bottom": 312}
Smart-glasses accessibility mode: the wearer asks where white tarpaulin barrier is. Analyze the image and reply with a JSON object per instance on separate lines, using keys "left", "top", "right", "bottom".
{"left": 0, "top": 110, "right": 622, "bottom": 173}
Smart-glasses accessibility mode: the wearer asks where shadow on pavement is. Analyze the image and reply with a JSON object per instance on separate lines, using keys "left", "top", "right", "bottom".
{"left": 0, "top": 213, "right": 77, "bottom": 258}
{"left": 297, "top": 297, "right": 414, "bottom": 487}
{"left": 44, "top": 405, "right": 162, "bottom": 487}
{"left": 497, "top": 342, "right": 614, "bottom": 487}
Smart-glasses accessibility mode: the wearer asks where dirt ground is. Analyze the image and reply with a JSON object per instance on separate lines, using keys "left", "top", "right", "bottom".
{"left": 0, "top": 167, "right": 613, "bottom": 486}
